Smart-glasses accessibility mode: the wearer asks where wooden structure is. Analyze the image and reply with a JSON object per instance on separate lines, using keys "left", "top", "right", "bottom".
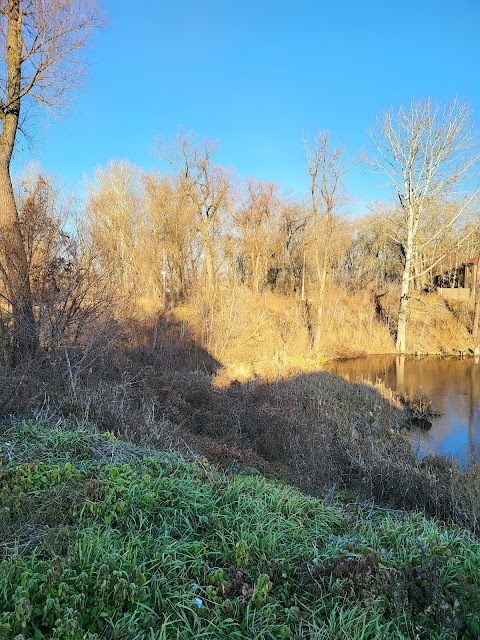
{"left": 436, "top": 257, "right": 478, "bottom": 301}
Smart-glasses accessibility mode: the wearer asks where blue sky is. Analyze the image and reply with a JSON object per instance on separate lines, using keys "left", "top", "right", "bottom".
{"left": 14, "top": 0, "right": 480, "bottom": 214}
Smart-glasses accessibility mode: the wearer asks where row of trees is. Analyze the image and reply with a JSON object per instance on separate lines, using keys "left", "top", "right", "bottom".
{"left": 7, "top": 127, "right": 472, "bottom": 352}
{"left": 84, "top": 108, "right": 480, "bottom": 352}
{"left": 4, "top": 115, "right": 480, "bottom": 358}
{"left": 0, "top": 2, "right": 479, "bottom": 359}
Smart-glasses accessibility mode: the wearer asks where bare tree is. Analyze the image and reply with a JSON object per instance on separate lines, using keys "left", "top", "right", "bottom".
{"left": 269, "top": 199, "right": 308, "bottom": 294}
{"left": 155, "top": 131, "right": 231, "bottom": 292}
{"left": 235, "top": 179, "right": 277, "bottom": 292}
{"left": 85, "top": 161, "right": 144, "bottom": 297}
{"left": 342, "top": 208, "right": 403, "bottom": 290}
{"left": 15, "top": 166, "right": 109, "bottom": 352}
{"left": 144, "top": 171, "right": 199, "bottom": 304}
{"left": 304, "top": 131, "right": 351, "bottom": 350}
{"left": 0, "top": 0, "right": 100, "bottom": 356}
{"left": 370, "top": 98, "right": 480, "bottom": 352}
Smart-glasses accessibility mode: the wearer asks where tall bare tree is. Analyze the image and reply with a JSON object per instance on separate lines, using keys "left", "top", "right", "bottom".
{"left": 370, "top": 98, "right": 480, "bottom": 352}
{"left": 235, "top": 179, "right": 277, "bottom": 292}
{"left": 304, "top": 131, "right": 350, "bottom": 350}
{"left": 155, "top": 131, "right": 231, "bottom": 293}
{"left": 85, "top": 161, "right": 144, "bottom": 296}
{"left": 271, "top": 200, "right": 308, "bottom": 294}
{"left": 0, "top": 0, "right": 100, "bottom": 355}
{"left": 144, "top": 171, "right": 199, "bottom": 303}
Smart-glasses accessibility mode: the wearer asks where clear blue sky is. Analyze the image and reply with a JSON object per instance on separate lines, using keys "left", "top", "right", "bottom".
{"left": 15, "top": 0, "right": 480, "bottom": 214}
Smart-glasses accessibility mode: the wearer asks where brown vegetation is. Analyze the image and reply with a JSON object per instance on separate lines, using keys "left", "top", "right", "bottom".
{"left": 1, "top": 310, "right": 480, "bottom": 536}
{"left": 376, "top": 289, "right": 473, "bottom": 355}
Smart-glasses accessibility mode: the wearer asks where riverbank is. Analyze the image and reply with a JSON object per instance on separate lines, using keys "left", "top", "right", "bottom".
{"left": 1, "top": 420, "right": 480, "bottom": 639}
{"left": 167, "top": 285, "right": 475, "bottom": 384}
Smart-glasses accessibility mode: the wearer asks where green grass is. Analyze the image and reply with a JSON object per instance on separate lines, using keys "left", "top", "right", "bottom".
{"left": 1, "top": 421, "right": 480, "bottom": 639}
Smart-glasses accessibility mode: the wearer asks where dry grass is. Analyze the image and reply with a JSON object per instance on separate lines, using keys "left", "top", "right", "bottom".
{"left": 377, "top": 290, "right": 472, "bottom": 354}
{"left": 316, "top": 284, "right": 394, "bottom": 356}
{"left": 134, "top": 284, "right": 473, "bottom": 385}
{"left": 168, "top": 284, "right": 395, "bottom": 384}
{"left": 168, "top": 284, "right": 473, "bottom": 381}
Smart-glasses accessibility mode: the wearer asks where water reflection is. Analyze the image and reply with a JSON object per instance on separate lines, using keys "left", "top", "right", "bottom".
{"left": 325, "top": 355, "right": 480, "bottom": 468}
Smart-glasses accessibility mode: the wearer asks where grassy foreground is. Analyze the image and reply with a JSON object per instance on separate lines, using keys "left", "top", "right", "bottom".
{"left": 1, "top": 422, "right": 480, "bottom": 639}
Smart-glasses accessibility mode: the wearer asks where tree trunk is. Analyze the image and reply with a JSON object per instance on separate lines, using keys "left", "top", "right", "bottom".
{"left": 396, "top": 232, "right": 413, "bottom": 353}
{"left": 314, "top": 244, "right": 328, "bottom": 352}
{"left": 202, "top": 232, "right": 215, "bottom": 292}
{"left": 301, "top": 250, "right": 306, "bottom": 301}
{"left": 0, "top": 1, "right": 38, "bottom": 357}
{"left": 252, "top": 253, "right": 260, "bottom": 293}
{"left": 0, "top": 161, "right": 38, "bottom": 356}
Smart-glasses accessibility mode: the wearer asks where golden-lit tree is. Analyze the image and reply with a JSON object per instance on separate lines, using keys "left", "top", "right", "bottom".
{"left": 155, "top": 131, "right": 231, "bottom": 292}
{"left": 144, "top": 172, "right": 199, "bottom": 304}
{"left": 85, "top": 161, "right": 145, "bottom": 297}
{"left": 14, "top": 166, "right": 107, "bottom": 352}
{"left": 370, "top": 98, "right": 480, "bottom": 352}
{"left": 268, "top": 200, "right": 308, "bottom": 295}
{"left": 304, "top": 131, "right": 351, "bottom": 350}
{"left": 342, "top": 207, "right": 403, "bottom": 290}
{"left": 234, "top": 179, "right": 278, "bottom": 292}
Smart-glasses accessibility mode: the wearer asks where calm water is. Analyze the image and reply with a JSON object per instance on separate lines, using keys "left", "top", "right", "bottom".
{"left": 325, "top": 355, "right": 480, "bottom": 468}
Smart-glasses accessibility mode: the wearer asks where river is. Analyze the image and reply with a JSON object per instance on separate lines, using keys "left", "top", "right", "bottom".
{"left": 325, "top": 355, "right": 480, "bottom": 468}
